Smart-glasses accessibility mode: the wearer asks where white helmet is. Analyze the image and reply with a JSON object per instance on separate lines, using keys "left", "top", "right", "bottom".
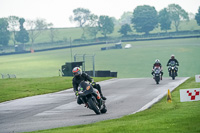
{"left": 155, "top": 59, "right": 160, "bottom": 63}
{"left": 171, "top": 54, "right": 175, "bottom": 59}
{"left": 72, "top": 67, "right": 82, "bottom": 76}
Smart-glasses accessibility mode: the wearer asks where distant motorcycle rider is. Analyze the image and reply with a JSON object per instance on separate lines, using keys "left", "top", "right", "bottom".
{"left": 167, "top": 54, "right": 179, "bottom": 76}
{"left": 151, "top": 59, "right": 163, "bottom": 80}
{"left": 72, "top": 67, "right": 106, "bottom": 105}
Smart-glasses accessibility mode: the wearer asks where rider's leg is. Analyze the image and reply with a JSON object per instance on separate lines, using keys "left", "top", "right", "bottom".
{"left": 176, "top": 67, "right": 178, "bottom": 76}
{"left": 94, "top": 84, "right": 107, "bottom": 100}
{"left": 168, "top": 68, "right": 171, "bottom": 76}
{"left": 151, "top": 71, "right": 154, "bottom": 79}
{"left": 161, "top": 71, "right": 163, "bottom": 80}
{"left": 77, "top": 97, "right": 83, "bottom": 104}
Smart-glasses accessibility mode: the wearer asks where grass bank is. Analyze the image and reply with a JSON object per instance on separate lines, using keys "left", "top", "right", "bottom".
{"left": 28, "top": 77, "right": 200, "bottom": 133}
{"left": 0, "top": 76, "right": 112, "bottom": 103}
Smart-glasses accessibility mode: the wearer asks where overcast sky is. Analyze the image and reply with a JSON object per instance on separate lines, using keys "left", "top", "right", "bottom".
{"left": 1, "top": 0, "right": 200, "bottom": 28}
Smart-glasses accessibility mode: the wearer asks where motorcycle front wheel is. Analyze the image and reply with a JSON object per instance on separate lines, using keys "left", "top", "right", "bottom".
{"left": 155, "top": 76, "right": 160, "bottom": 84}
{"left": 88, "top": 98, "right": 101, "bottom": 115}
{"left": 171, "top": 71, "right": 175, "bottom": 80}
{"left": 100, "top": 105, "right": 107, "bottom": 113}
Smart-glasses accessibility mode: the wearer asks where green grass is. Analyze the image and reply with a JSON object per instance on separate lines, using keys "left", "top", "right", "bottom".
{"left": 0, "top": 76, "right": 112, "bottom": 103}
{"left": 28, "top": 77, "right": 200, "bottom": 133}
{"left": 1, "top": 38, "right": 200, "bottom": 78}
{"left": 7, "top": 19, "right": 200, "bottom": 45}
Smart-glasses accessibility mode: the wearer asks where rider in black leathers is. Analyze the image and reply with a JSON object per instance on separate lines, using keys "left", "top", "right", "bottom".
{"left": 167, "top": 55, "right": 179, "bottom": 76}
{"left": 72, "top": 67, "right": 106, "bottom": 105}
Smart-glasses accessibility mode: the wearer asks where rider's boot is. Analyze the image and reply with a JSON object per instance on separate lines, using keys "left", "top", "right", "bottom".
{"left": 84, "top": 103, "right": 88, "bottom": 108}
{"left": 101, "top": 94, "right": 107, "bottom": 100}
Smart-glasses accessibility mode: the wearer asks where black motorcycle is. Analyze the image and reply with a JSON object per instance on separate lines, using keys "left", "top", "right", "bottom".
{"left": 168, "top": 61, "right": 178, "bottom": 80}
{"left": 153, "top": 66, "right": 161, "bottom": 84}
{"left": 77, "top": 81, "right": 107, "bottom": 115}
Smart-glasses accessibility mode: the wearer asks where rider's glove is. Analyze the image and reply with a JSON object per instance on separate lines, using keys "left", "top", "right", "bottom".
{"left": 75, "top": 91, "right": 78, "bottom": 96}
{"left": 91, "top": 82, "right": 96, "bottom": 86}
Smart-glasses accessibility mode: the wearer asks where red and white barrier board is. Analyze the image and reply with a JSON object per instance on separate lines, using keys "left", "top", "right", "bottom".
{"left": 195, "top": 75, "right": 200, "bottom": 82}
{"left": 180, "top": 88, "right": 200, "bottom": 102}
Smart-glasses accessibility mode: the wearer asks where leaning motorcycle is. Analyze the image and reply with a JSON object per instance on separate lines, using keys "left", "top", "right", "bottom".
{"left": 77, "top": 81, "right": 107, "bottom": 115}
{"left": 168, "top": 61, "right": 178, "bottom": 80}
{"left": 153, "top": 66, "right": 161, "bottom": 84}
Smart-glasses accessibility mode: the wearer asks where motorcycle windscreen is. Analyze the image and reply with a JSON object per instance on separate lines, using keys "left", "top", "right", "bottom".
{"left": 79, "top": 81, "right": 93, "bottom": 96}
{"left": 154, "top": 68, "right": 160, "bottom": 73}
{"left": 170, "top": 61, "right": 176, "bottom": 66}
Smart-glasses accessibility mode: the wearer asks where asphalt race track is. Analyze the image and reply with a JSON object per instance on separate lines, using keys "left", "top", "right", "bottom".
{"left": 0, "top": 77, "right": 188, "bottom": 133}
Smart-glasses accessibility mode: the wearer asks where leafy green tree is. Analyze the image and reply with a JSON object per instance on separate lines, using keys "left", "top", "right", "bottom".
{"left": 48, "top": 23, "right": 58, "bottom": 43}
{"left": 15, "top": 18, "right": 29, "bottom": 44}
{"left": 158, "top": 8, "right": 171, "bottom": 32}
{"left": 111, "top": 17, "right": 119, "bottom": 26}
{"left": 132, "top": 5, "right": 158, "bottom": 34}
{"left": 7, "top": 16, "right": 19, "bottom": 45}
{"left": 118, "top": 24, "right": 132, "bottom": 36}
{"left": 26, "top": 18, "right": 49, "bottom": 45}
{"left": 119, "top": 11, "right": 132, "bottom": 25}
{"left": 70, "top": 8, "right": 91, "bottom": 39}
{"left": 86, "top": 14, "right": 99, "bottom": 39}
{"left": 98, "top": 15, "right": 114, "bottom": 38}
{"left": 167, "top": 4, "right": 189, "bottom": 32}
{"left": 0, "top": 18, "right": 10, "bottom": 46}
{"left": 195, "top": 7, "right": 200, "bottom": 26}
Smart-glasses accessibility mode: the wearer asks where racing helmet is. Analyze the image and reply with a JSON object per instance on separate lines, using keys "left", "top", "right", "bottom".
{"left": 155, "top": 59, "right": 160, "bottom": 63}
{"left": 72, "top": 67, "right": 82, "bottom": 76}
{"left": 171, "top": 54, "right": 175, "bottom": 59}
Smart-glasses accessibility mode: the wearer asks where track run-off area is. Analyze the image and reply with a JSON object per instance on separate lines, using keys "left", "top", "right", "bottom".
{"left": 0, "top": 77, "right": 188, "bottom": 133}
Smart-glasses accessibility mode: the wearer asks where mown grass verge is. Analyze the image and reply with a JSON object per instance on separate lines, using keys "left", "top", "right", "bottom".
{"left": 28, "top": 77, "right": 200, "bottom": 133}
{"left": 0, "top": 76, "right": 112, "bottom": 103}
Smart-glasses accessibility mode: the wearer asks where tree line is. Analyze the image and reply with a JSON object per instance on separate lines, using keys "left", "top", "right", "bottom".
{"left": 0, "top": 17, "right": 54, "bottom": 47}
{"left": 0, "top": 4, "right": 200, "bottom": 47}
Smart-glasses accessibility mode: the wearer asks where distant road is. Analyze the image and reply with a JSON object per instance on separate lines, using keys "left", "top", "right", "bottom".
{"left": 0, "top": 77, "right": 188, "bottom": 133}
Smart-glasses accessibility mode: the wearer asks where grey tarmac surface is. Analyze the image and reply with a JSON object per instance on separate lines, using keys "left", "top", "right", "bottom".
{"left": 0, "top": 77, "right": 188, "bottom": 133}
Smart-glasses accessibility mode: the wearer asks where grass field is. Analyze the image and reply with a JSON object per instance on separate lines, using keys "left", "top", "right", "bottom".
{"left": 0, "top": 77, "right": 112, "bottom": 103}
{"left": 27, "top": 77, "right": 200, "bottom": 133}
{"left": 0, "top": 38, "right": 200, "bottom": 78}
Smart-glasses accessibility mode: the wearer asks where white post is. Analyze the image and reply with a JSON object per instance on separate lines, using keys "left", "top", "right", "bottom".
{"left": 93, "top": 54, "right": 95, "bottom": 77}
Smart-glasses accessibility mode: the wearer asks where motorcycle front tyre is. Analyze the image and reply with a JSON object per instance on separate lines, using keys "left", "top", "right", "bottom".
{"left": 155, "top": 76, "right": 160, "bottom": 84}
{"left": 172, "top": 71, "right": 175, "bottom": 80}
{"left": 100, "top": 105, "right": 107, "bottom": 114}
{"left": 88, "top": 98, "right": 101, "bottom": 115}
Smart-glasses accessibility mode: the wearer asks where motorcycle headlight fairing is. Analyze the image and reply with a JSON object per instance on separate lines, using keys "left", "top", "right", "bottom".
{"left": 86, "top": 86, "right": 90, "bottom": 90}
